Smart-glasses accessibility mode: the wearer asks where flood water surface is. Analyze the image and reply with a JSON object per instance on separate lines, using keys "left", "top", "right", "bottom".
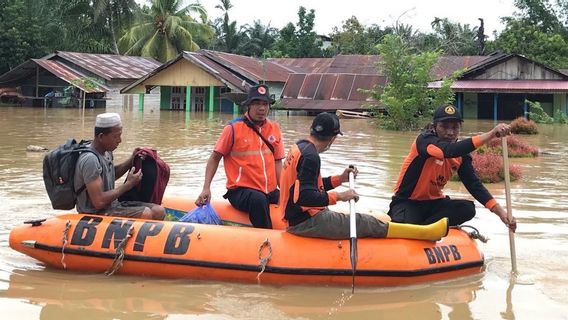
{"left": 0, "top": 106, "right": 567, "bottom": 319}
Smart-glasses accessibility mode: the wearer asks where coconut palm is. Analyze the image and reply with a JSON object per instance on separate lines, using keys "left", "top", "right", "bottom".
{"left": 118, "top": 0, "right": 214, "bottom": 62}
{"left": 240, "top": 21, "right": 278, "bottom": 57}
{"left": 93, "top": 0, "right": 137, "bottom": 54}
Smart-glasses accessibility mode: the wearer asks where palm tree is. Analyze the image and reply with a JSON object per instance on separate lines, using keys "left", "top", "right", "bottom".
{"left": 118, "top": 0, "right": 214, "bottom": 62}
{"left": 430, "top": 17, "right": 478, "bottom": 55}
{"left": 93, "top": 0, "right": 137, "bottom": 54}
{"left": 213, "top": 0, "right": 243, "bottom": 53}
{"left": 240, "top": 21, "right": 278, "bottom": 57}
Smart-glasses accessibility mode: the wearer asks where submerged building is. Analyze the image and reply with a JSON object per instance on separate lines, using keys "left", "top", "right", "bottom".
{"left": 0, "top": 51, "right": 160, "bottom": 108}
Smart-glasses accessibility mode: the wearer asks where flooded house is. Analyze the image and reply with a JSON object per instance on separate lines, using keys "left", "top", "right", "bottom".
{"left": 121, "top": 50, "right": 290, "bottom": 113}
{"left": 123, "top": 50, "right": 568, "bottom": 120}
{"left": 0, "top": 51, "right": 160, "bottom": 108}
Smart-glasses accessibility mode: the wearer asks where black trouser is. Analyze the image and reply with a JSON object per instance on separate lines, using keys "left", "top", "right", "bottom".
{"left": 388, "top": 197, "right": 476, "bottom": 226}
{"left": 224, "top": 187, "right": 279, "bottom": 229}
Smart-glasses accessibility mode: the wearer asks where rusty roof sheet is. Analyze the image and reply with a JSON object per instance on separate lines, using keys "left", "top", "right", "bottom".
{"left": 32, "top": 59, "right": 108, "bottom": 93}
{"left": 428, "top": 79, "right": 568, "bottom": 93}
{"left": 270, "top": 57, "right": 334, "bottom": 73}
{"left": 431, "top": 56, "right": 490, "bottom": 79}
{"left": 280, "top": 98, "right": 375, "bottom": 111}
{"left": 327, "top": 55, "right": 380, "bottom": 74}
{"left": 282, "top": 73, "right": 385, "bottom": 101}
{"left": 186, "top": 52, "right": 250, "bottom": 91}
{"left": 200, "top": 50, "right": 290, "bottom": 82}
{"left": 121, "top": 51, "right": 251, "bottom": 94}
{"left": 54, "top": 51, "right": 161, "bottom": 81}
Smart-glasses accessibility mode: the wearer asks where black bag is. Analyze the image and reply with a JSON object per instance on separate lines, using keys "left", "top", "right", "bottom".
{"left": 43, "top": 139, "right": 97, "bottom": 210}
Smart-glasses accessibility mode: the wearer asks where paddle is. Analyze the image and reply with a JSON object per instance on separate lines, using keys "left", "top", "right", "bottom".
{"left": 348, "top": 165, "right": 357, "bottom": 294}
{"left": 501, "top": 136, "right": 518, "bottom": 274}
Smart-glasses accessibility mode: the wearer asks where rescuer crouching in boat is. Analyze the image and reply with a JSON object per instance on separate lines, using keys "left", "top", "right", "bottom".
{"left": 279, "top": 112, "right": 448, "bottom": 240}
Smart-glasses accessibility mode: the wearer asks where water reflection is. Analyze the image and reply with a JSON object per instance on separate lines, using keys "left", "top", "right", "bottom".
{"left": 1, "top": 268, "right": 485, "bottom": 320}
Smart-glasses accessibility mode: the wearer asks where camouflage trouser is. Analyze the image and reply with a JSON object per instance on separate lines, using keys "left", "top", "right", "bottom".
{"left": 286, "top": 208, "right": 388, "bottom": 240}
{"left": 103, "top": 201, "right": 155, "bottom": 218}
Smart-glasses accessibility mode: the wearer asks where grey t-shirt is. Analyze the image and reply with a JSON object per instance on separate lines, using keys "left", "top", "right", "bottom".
{"left": 74, "top": 146, "right": 117, "bottom": 213}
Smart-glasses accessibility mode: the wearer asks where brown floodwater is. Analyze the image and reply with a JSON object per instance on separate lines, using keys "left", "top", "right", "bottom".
{"left": 0, "top": 105, "right": 566, "bottom": 319}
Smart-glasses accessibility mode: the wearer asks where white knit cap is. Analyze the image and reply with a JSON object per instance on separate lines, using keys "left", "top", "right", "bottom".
{"left": 95, "top": 113, "right": 122, "bottom": 128}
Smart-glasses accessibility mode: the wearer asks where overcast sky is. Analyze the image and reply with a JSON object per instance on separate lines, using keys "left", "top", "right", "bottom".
{"left": 137, "top": 0, "right": 518, "bottom": 36}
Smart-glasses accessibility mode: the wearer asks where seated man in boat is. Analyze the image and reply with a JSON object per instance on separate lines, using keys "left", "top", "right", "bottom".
{"left": 280, "top": 112, "right": 448, "bottom": 240}
{"left": 195, "top": 84, "right": 285, "bottom": 229}
{"left": 388, "top": 104, "right": 517, "bottom": 231}
{"left": 74, "top": 113, "right": 165, "bottom": 220}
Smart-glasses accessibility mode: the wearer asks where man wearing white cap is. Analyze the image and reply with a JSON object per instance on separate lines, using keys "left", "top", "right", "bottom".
{"left": 73, "top": 112, "right": 165, "bottom": 220}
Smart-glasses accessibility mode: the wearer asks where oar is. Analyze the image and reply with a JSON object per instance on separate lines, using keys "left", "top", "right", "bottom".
{"left": 501, "top": 136, "right": 518, "bottom": 274}
{"left": 348, "top": 165, "right": 357, "bottom": 294}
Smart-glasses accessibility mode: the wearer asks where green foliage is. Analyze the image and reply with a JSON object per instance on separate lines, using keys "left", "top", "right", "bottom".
{"left": 272, "top": 6, "right": 323, "bottom": 58}
{"left": 553, "top": 109, "right": 568, "bottom": 124}
{"left": 118, "top": 0, "right": 214, "bottom": 62}
{"left": 429, "top": 17, "right": 481, "bottom": 55}
{"left": 330, "top": 16, "right": 391, "bottom": 55}
{"left": 368, "top": 34, "right": 458, "bottom": 131}
{"left": 526, "top": 100, "right": 555, "bottom": 123}
{"left": 239, "top": 21, "right": 278, "bottom": 57}
{"left": 70, "top": 76, "right": 101, "bottom": 92}
{"left": 492, "top": 20, "right": 568, "bottom": 69}
{"left": 0, "top": 0, "right": 47, "bottom": 73}
{"left": 510, "top": 117, "right": 539, "bottom": 134}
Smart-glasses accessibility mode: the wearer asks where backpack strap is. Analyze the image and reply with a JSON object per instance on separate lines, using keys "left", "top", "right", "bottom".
{"left": 74, "top": 149, "right": 102, "bottom": 196}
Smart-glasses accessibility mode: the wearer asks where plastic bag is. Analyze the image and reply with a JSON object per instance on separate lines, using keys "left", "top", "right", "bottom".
{"left": 179, "top": 202, "right": 221, "bottom": 225}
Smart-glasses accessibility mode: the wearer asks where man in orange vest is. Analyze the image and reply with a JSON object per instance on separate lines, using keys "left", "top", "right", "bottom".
{"left": 388, "top": 104, "right": 517, "bottom": 231}
{"left": 196, "top": 84, "right": 285, "bottom": 228}
{"left": 280, "top": 112, "right": 448, "bottom": 240}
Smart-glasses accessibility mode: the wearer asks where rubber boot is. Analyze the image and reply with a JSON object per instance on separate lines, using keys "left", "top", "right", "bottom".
{"left": 386, "top": 218, "right": 449, "bottom": 241}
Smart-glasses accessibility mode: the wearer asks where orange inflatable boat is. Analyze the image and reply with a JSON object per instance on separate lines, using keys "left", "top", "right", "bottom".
{"left": 9, "top": 197, "right": 484, "bottom": 286}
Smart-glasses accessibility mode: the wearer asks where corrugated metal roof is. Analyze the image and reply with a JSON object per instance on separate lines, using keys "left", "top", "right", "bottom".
{"left": 54, "top": 51, "right": 161, "bottom": 81}
{"left": 121, "top": 51, "right": 251, "bottom": 94}
{"left": 33, "top": 59, "right": 108, "bottom": 93}
{"left": 431, "top": 56, "right": 489, "bottom": 79}
{"left": 327, "top": 55, "right": 380, "bottom": 74}
{"left": 428, "top": 79, "right": 568, "bottom": 92}
{"left": 200, "top": 50, "right": 290, "bottom": 82}
{"left": 282, "top": 73, "right": 384, "bottom": 99}
{"left": 270, "top": 57, "right": 334, "bottom": 73}
{"left": 280, "top": 98, "right": 375, "bottom": 111}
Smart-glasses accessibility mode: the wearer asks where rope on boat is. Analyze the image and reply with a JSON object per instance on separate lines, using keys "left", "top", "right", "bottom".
{"left": 61, "top": 220, "right": 71, "bottom": 269}
{"left": 104, "top": 226, "right": 135, "bottom": 276}
{"left": 459, "top": 225, "right": 489, "bottom": 243}
{"left": 256, "top": 238, "right": 272, "bottom": 283}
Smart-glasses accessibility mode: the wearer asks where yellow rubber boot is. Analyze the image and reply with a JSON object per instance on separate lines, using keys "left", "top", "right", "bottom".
{"left": 386, "top": 218, "right": 449, "bottom": 241}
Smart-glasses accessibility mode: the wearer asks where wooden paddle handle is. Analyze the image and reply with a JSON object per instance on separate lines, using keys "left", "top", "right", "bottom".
{"left": 501, "top": 137, "right": 518, "bottom": 274}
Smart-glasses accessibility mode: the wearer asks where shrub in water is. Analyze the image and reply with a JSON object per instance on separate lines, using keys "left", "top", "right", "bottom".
{"left": 470, "top": 152, "right": 522, "bottom": 183}
{"left": 510, "top": 117, "right": 538, "bottom": 134}
{"left": 486, "top": 135, "right": 539, "bottom": 158}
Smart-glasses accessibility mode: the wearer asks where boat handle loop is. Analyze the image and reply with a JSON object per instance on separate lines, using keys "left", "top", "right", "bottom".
{"left": 256, "top": 238, "right": 272, "bottom": 283}
{"left": 105, "top": 226, "right": 135, "bottom": 276}
{"left": 458, "top": 225, "right": 489, "bottom": 243}
{"left": 61, "top": 219, "right": 71, "bottom": 269}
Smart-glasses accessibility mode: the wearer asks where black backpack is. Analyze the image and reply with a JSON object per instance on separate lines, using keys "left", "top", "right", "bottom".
{"left": 43, "top": 139, "right": 98, "bottom": 210}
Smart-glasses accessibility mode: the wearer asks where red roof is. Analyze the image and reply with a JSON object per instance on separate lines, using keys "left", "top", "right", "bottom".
{"left": 281, "top": 73, "right": 384, "bottom": 111}
{"left": 430, "top": 56, "right": 489, "bottom": 79}
{"left": 54, "top": 51, "right": 161, "bottom": 81}
{"left": 429, "top": 79, "right": 568, "bottom": 92}
{"left": 270, "top": 57, "right": 334, "bottom": 73}
{"left": 32, "top": 59, "right": 108, "bottom": 93}
{"left": 200, "top": 50, "right": 290, "bottom": 82}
